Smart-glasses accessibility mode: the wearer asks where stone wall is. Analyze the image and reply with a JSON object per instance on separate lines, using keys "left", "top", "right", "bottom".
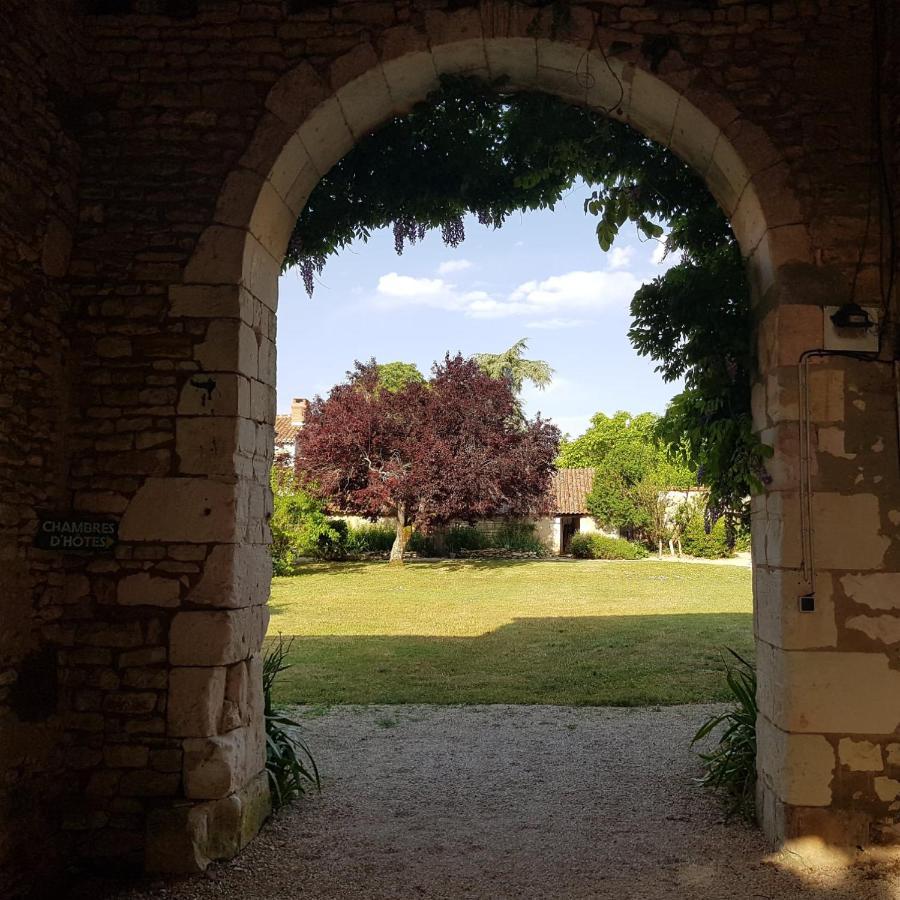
{"left": 0, "top": 2, "right": 84, "bottom": 895}
{"left": 0, "top": 0, "right": 898, "bottom": 891}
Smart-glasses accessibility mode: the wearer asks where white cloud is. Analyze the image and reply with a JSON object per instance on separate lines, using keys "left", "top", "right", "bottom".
{"left": 607, "top": 246, "right": 634, "bottom": 270}
{"left": 374, "top": 268, "right": 639, "bottom": 320}
{"left": 527, "top": 318, "right": 587, "bottom": 330}
{"left": 437, "top": 258, "right": 473, "bottom": 275}
{"left": 377, "top": 273, "right": 448, "bottom": 298}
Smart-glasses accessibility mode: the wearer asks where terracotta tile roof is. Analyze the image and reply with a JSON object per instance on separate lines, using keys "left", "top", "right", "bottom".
{"left": 551, "top": 467, "right": 595, "bottom": 515}
{"left": 274, "top": 414, "right": 299, "bottom": 446}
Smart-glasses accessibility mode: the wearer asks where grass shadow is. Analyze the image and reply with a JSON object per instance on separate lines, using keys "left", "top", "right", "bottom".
{"left": 268, "top": 612, "right": 754, "bottom": 707}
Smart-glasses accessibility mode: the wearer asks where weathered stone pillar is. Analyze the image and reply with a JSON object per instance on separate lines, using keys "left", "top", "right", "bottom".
{"left": 753, "top": 270, "right": 900, "bottom": 848}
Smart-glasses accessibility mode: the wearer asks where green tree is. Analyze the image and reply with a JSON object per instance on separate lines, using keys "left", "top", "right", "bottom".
{"left": 562, "top": 411, "right": 694, "bottom": 544}
{"left": 473, "top": 338, "right": 553, "bottom": 394}
{"left": 376, "top": 361, "right": 425, "bottom": 393}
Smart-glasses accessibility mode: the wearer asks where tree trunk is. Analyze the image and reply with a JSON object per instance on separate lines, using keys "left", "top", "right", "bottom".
{"left": 389, "top": 505, "right": 407, "bottom": 564}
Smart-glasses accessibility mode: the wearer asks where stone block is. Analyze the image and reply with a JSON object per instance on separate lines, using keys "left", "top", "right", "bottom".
{"left": 183, "top": 225, "right": 248, "bottom": 285}
{"left": 626, "top": 66, "right": 678, "bottom": 149}
{"left": 335, "top": 62, "right": 395, "bottom": 140}
{"left": 168, "top": 667, "right": 226, "bottom": 738}
{"left": 212, "top": 167, "right": 265, "bottom": 231}
{"left": 381, "top": 51, "right": 438, "bottom": 114}
{"left": 838, "top": 738, "right": 883, "bottom": 772}
{"left": 265, "top": 61, "right": 328, "bottom": 132}
{"left": 176, "top": 417, "right": 240, "bottom": 477}
{"left": 296, "top": 96, "right": 354, "bottom": 178}
{"left": 757, "top": 715, "right": 834, "bottom": 806}
{"left": 194, "top": 319, "right": 258, "bottom": 375}
{"left": 757, "top": 643, "right": 900, "bottom": 734}
{"left": 177, "top": 373, "right": 251, "bottom": 419}
{"left": 117, "top": 572, "right": 181, "bottom": 608}
{"left": 433, "top": 38, "right": 489, "bottom": 77}
{"left": 811, "top": 493, "right": 889, "bottom": 570}
{"left": 484, "top": 37, "right": 538, "bottom": 87}
{"left": 840, "top": 573, "right": 900, "bottom": 612}
{"left": 241, "top": 236, "right": 279, "bottom": 313}
{"left": 169, "top": 284, "right": 246, "bottom": 321}
{"left": 730, "top": 181, "right": 767, "bottom": 256}
{"left": 754, "top": 566, "right": 837, "bottom": 650}
{"left": 757, "top": 491, "right": 803, "bottom": 569}
{"left": 845, "top": 614, "right": 900, "bottom": 645}
{"left": 183, "top": 720, "right": 265, "bottom": 800}
{"left": 187, "top": 543, "right": 271, "bottom": 610}
{"left": 670, "top": 96, "right": 720, "bottom": 182}
{"left": 119, "top": 478, "right": 240, "bottom": 544}
{"left": 248, "top": 179, "right": 297, "bottom": 263}
{"left": 170, "top": 606, "right": 269, "bottom": 667}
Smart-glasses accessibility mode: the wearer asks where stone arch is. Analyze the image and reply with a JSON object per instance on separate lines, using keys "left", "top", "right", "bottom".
{"left": 101, "top": 3, "right": 887, "bottom": 878}
{"left": 184, "top": 30, "right": 808, "bottom": 320}
{"left": 161, "top": 17, "right": 818, "bottom": 873}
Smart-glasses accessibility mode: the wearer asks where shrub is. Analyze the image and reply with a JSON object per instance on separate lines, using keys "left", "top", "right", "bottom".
{"left": 292, "top": 516, "right": 347, "bottom": 560}
{"left": 733, "top": 527, "right": 751, "bottom": 553}
{"left": 345, "top": 524, "right": 396, "bottom": 555}
{"left": 692, "top": 650, "right": 757, "bottom": 821}
{"left": 263, "top": 637, "right": 320, "bottom": 810}
{"left": 682, "top": 513, "right": 730, "bottom": 559}
{"left": 446, "top": 525, "right": 491, "bottom": 553}
{"left": 570, "top": 532, "right": 648, "bottom": 559}
{"left": 570, "top": 532, "right": 595, "bottom": 559}
{"left": 494, "top": 522, "right": 545, "bottom": 554}
{"left": 408, "top": 529, "right": 438, "bottom": 556}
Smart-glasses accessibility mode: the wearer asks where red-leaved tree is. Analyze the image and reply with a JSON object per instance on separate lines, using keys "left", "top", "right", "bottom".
{"left": 295, "top": 355, "right": 560, "bottom": 562}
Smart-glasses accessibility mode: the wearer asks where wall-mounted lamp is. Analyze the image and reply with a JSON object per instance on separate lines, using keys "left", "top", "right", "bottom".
{"left": 830, "top": 302, "right": 873, "bottom": 330}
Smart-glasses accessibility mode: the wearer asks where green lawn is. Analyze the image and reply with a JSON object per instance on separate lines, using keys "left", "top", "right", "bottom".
{"left": 267, "top": 559, "right": 753, "bottom": 707}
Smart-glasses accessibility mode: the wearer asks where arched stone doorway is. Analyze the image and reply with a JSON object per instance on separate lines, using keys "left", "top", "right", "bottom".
{"left": 2, "top": 0, "right": 896, "bottom": 890}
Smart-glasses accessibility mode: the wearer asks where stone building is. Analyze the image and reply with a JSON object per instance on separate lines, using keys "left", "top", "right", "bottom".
{"left": 0, "top": 0, "right": 898, "bottom": 895}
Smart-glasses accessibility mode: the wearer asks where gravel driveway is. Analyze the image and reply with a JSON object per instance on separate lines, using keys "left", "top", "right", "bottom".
{"left": 90, "top": 705, "right": 898, "bottom": 900}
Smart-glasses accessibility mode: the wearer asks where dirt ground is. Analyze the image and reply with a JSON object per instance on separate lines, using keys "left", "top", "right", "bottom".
{"left": 84, "top": 705, "right": 899, "bottom": 900}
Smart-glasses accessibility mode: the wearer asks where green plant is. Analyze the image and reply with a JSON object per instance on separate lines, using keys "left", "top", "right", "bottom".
{"left": 569, "top": 532, "right": 594, "bottom": 559}
{"left": 682, "top": 512, "right": 730, "bottom": 559}
{"left": 570, "top": 532, "right": 648, "bottom": 560}
{"left": 692, "top": 649, "right": 757, "bottom": 822}
{"left": 408, "top": 529, "right": 437, "bottom": 556}
{"left": 270, "top": 469, "right": 346, "bottom": 571}
{"left": 446, "top": 525, "right": 491, "bottom": 553}
{"left": 345, "top": 523, "right": 396, "bottom": 555}
{"left": 494, "top": 522, "right": 545, "bottom": 554}
{"left": 263, "top": 637, "right": 320, "bottom": 810}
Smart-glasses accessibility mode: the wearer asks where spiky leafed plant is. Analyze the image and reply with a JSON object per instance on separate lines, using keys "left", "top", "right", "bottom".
{"left": 691, "top": 649, "right": 757, "bottom": 822}
{"left": 263, "top": 636, "right": 320, "bottom": 810}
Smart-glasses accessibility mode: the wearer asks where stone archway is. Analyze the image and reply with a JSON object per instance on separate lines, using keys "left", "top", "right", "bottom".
{"left": 161, "top": 17, "right": 856, "bottom": 869}
{"left": 2, "top": 1, "right": 896, "bottom": 891}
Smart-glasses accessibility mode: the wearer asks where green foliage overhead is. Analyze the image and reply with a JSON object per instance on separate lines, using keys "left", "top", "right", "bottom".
{"left": 286, "top": 76, "right": 725, "bottom": 292}
{"left": 285, "top": 75, "right": 763, "bottom": 523}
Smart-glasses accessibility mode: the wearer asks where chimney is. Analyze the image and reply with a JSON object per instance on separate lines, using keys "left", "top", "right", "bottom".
{"left": 290, "top": 397, "right": 309, "bottom": 428}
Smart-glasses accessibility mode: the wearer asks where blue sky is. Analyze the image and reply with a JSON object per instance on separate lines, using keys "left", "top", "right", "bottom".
{"left": 276, "top": 178, "right": 682, "bottom": 440}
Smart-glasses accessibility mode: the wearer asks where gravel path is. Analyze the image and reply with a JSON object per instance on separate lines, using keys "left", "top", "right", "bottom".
{"left": 87, "top": 705, "right": 898, "bottom": 900}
